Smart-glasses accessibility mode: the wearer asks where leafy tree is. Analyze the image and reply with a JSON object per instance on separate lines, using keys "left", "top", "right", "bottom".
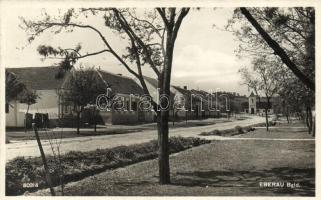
{"left": 18, "top": 89, "right": 39, "bottom": 131}
{"left": 228, "top": 7, "right": 315, "bottom": 91}
{"left": 276, "top": 65, "right": 314, "bottom": 134}
{"left": 21, "top": 7, "right": 189, "bottom": 184}
{"left": 5, "top": 71, "right": 26, "bottom": 113}
{"left": 19, "top": 89, "right": 39, "bottom": 115}
{"left": 63, "top": 68, "right": 107, "bottom": 134}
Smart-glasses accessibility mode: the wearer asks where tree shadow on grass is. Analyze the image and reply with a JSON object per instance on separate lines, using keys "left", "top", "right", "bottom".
{"left": 171, "top": 167, "right": 315, "bottom": 196}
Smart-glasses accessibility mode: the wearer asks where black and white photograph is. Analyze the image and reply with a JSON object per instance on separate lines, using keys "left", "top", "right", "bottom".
{"left": 1, "top": 0, "right": 319, "bottom": 197}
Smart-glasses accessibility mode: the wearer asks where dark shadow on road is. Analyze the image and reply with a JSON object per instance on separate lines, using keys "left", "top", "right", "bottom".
{"left": 171, "top": 167, "right": 315, "bottom": 196}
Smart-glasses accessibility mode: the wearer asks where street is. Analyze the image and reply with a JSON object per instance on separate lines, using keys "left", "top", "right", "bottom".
{"left": 6, "top": 115, "right": 266, "bottom": 161}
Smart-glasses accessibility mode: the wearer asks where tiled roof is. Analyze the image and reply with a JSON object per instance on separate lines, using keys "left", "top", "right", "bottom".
{"left": 172, "top": 85, "right": 191, "bottom": 96}
{"left": 6, "top": 66, "right": 65, "bottom": 90}
{"left": 143, "top": 75, "right": 158, "bottom": 88}
{"left": 98, "top": 70, "right": 144, "bottom": 95}
{"left": 143, "top": 76, "right": 175, "bottom": 96}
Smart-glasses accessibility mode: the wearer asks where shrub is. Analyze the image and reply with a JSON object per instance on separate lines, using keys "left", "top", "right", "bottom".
{"left": 245, "top": 126, "right": 255, "bottom": 132}
{"left": 199, "top": 129, "right": 232, "bottom": 136}
{"left": 6, "top": 136, "right": 210, "bottom": 196}
{"left": 211, "top": 130, "right": 222, "bottom": 136}
{"left": 270, "top": 121, "right": 277, "bottom": 126}
{"left": 234, "top": 126, "right": 244, "bottom": 134}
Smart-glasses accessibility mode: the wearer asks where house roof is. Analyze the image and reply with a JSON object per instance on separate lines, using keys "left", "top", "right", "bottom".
{"left": 172, "top": 85, "right": 191, "bottom": 96}
{"left": 98, "top": 70, "right": 144, "bottom": 95}
{"left": 143, "top": 76, "right": 177, "bottom": 96}
{"left": 6, "top": 66, "right": 65, "bottom": 90}
{"left": 143, "top": 75, "right": 158, "bottom": 88}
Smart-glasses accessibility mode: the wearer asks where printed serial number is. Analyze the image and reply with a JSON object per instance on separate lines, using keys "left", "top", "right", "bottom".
{"left": 22, "top": 183, "right": 38, "bottom": 188}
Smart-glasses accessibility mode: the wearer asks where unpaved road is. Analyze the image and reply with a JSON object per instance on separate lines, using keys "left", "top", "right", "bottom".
{"left": 6, "top": 116, "right": 266, "bottom": 161}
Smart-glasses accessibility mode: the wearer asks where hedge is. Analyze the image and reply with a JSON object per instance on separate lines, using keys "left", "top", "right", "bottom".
{"left": 6, "top": 136, "right": 210, "bottom": 196}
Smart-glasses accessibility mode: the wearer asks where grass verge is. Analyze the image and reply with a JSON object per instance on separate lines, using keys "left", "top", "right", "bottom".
{"left": 6, "top": 136, "right": 210, "bottom": 196}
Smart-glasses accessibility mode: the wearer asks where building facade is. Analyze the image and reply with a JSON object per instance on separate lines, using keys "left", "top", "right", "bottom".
{"left": 6, "top": 67, "right": 155, "bottom": 127}
{"left": 246, "top": 92, "right": 274, "bottom": 115}
{"left": 6, "top": 67, "right": 65, "bottom": 127}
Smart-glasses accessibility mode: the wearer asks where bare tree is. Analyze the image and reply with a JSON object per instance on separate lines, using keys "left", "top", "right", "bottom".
{"left": 239, "top": 56, "right": 280, "bottom": 131}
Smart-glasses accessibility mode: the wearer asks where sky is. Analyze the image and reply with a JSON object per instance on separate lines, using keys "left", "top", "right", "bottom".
{"left": 2, "top": 6, "right": 251, "bottom": 95}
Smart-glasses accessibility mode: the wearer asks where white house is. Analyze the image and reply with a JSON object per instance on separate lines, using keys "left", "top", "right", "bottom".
{"left": 6, "top": 66, "right": 66, "bottom": 127}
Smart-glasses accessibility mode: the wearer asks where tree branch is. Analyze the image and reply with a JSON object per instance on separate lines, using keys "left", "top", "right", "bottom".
{"left": 156, "top": 8, "right": 169, "bottom": 29}
{"left": 240, "top": 7, "right": 314, "bottom": 91}
{"left": 33, "top": 21, "right": 140, "bottom": 78}
{"left": 113, "top": 9, "right": 161, "bottom": 77}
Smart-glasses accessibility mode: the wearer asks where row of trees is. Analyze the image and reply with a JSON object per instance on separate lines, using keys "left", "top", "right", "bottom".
{"left": 234, "top": 8, "right": 315, "bottom": 134}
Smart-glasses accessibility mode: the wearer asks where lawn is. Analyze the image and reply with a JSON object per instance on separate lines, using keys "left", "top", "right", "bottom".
{"left": 29, "top": 124, "right": 315, "bottom": 196}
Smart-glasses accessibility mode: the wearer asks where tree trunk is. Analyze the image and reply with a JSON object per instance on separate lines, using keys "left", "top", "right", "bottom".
{"left": 157, "top": 22, "right": 176, "bottom": 184}
{"left": 306, "top": 106, "right": 312, "bottom": 134}
{"left": 286, "top": 106, "right": 289, "bottom": 123}
{"left": 185, "top": 111, "right": 188, "bottom": 125}
{"left": 308, "top": 108, "right": 312, "bottom": 134}
{"left": 265, "top": 97, "right": 270, "bottom": 131}
{"left": 265, "top": 108, "right": 269, "bottom": 131}
{"left": 77, "top": 111, "right": 80, "bottom": 135}
{"left": 312, "top": 116, "right": 315, "bottom": 137}
{"left": 172, "top": 109, "right": 175, "bottom": 126}
{"left": 94, "top": 108, "right": 97, "bottom": 132}
{"left": 24, "top": 104, "right": 30, "bottom": 133}
{"left": 157, "top": 112, "right": 170, "bottom": 184}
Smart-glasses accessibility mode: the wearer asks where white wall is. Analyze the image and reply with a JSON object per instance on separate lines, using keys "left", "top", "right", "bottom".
{"left": 19, "top": 90, "right": 60, "bottom": 119}
{"left": 6, "top": 89, "right": 60, "bottom": 127}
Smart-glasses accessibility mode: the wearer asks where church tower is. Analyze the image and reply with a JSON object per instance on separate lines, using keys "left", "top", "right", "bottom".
{"left": 248, "top": 92, "right": 256, "bottom": 114}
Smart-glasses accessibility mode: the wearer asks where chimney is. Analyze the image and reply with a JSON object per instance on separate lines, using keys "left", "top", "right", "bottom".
{"left": 183, "top": 86, "right": 187, "bottom": 90}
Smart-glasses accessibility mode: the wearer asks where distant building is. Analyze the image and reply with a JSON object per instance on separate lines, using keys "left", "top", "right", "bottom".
{"left": 246, "top": 92, "right": 274, "bottom": 115}
{"left": 137, "top": 76, "right": 220, "bottom": 120}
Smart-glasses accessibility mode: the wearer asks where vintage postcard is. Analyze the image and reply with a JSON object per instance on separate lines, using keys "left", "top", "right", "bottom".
{"left": 0, "top": 0, "right": 319, "bottom": 199}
